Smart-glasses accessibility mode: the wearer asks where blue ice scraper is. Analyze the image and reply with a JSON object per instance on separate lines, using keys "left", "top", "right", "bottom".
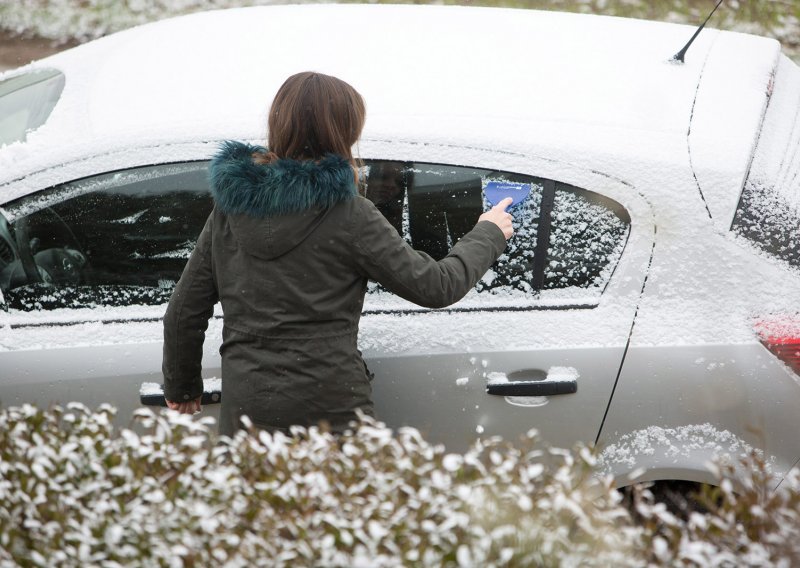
{"left": 483, "top": 181, "right": 531, "bottom": 210}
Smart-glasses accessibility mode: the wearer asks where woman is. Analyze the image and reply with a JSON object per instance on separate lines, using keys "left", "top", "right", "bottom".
{"left": 163, "top": 71, "right": 513, "bottom": 435}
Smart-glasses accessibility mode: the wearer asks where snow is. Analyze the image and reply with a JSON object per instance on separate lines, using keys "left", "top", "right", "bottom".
{"left": 0, "top": 4, "right": 779, "bottom": 195}
{"left": 598, "top": 423, "right": 766, "bottom": 474}
{"left": 139, "top": 377, "right": 221, "bottom": 397}
{"left": 111, "top": 209, "right": 147, "bottom": 224}
{"left": 755, "top": 316, "right": 800, "bottom": 341}
{"left": 149, "top": 240, "right": 196, "bottom": 259}
{"left": 2, "top": 159, "right": 209, "bottom": 219}
{"left": 357, "top": 306, "right": 631, "bottom": 356}
{"left": 689, "top": 31, "right": 780, "bottom": 227}
{"left": 138, "top": 382, "right": 161, "bottom": 396}
{"left": 547, "top": 366, "right": 580, "bottom": 382}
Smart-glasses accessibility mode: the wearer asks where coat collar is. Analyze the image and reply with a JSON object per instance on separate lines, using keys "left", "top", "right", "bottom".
{"left": 209, "top": 140, "right": 358, "bottom": 217}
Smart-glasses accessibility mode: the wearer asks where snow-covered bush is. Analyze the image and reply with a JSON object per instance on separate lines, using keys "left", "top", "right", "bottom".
{"left": 633, "top": 453, "right": 800, "bottom": 566}
{"left": 0, "top": 0, "right": 299, "bottom": 42}
{"left": 0, "top": 404, "right": 639, "bottom": 567}
{"left": 3, "top": 403, "right": 800, "bottom": 566}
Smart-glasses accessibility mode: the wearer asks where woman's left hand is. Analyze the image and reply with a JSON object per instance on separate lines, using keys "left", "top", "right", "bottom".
{"left": 166, "top": 396, "right": 202, "bottom": 414}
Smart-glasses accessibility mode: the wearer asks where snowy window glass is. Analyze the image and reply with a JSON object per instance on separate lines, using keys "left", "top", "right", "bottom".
{"left": 0, "top": 162, "right": 212, "bottom": 311}
{"left": 732, "top": 182, "right": 800, "bottom": 270}
{"left": 0, "top": 69, "right": 65, "bottom": 147}
{"left": 363, "top": 161, "right": 629, "bottom": 308}
{"left": 731, "top": 58, "right": 800, "bottom": 271}
{"left": 545, "top": 185, "right": 630, "bottom": 290}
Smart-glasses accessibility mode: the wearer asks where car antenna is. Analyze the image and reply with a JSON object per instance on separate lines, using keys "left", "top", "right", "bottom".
{"left": 672, "top": 0, "right": 725, "bottom": 63}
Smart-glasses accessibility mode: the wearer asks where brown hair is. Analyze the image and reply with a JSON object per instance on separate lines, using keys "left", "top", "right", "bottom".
{"left": 255, "top": 72, "right": 366, "bottom": 171}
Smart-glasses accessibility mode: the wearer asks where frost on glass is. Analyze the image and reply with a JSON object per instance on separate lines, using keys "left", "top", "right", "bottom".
{"left": 5, "top": 283, "right": 174, "bottom": 311}
{"left": 0, "top": 162, "right": 212, "bottom": 311}
{"left": 545, "top": 189, "right": 629, "bottom": 290}
{"left": 731, "top": 59, "right": 800, "bottom": 271}
{"left": 474, "top": 187, "right": 541, "bottom": 296}
{"left": 147, "top": 240, "right": 197, "bottom": 260}
{"left": 364, "top": 160, "right": 629, "bottom": 307}
{"left": 364, "top": 161, "right": 544, "bottom": 300}
{"left": 732, "top": 179, "right": 800, "bottom": 270}
{"left": 112, "top": 209, "right": 148, "bottom": 224}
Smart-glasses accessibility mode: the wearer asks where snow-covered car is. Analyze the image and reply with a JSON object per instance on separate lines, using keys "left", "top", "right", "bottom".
{"left": 1, "top": 4, "right": 798, "bottom": 490}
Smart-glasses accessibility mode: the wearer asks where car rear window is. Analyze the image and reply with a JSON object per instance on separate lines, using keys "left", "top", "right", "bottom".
{"left": 731, "top": 56, "right": 800, "bottom": 270}
{"left": 0, "top": 69, "right": 65, "bottom": 147}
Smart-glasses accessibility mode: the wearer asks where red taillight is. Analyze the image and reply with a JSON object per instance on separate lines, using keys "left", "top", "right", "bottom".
{"left": 755, "top": 318, "right": 800, "bottom": 376}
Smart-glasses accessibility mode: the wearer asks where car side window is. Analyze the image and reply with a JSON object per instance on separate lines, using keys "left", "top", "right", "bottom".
{"left": 363, "top": 160, "right": 629, "bottom": 307}
{"left": 545, "top": 185, "right": 630, "bottom": 291}
{"left": 0, "top": 162, "right": 212, "bottom": 311}
{"left": 0, "top": 159, "right": 630, "bottom": 312}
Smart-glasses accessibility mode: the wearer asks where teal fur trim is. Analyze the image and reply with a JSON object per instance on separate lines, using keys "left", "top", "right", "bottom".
{"left": 209, "top": 141, "right": 357, "bottom": 217}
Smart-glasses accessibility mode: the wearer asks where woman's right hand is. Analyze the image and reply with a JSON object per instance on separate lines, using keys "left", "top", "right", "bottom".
{"left": 478, "top": 197, "right": 514, "bottom": 240}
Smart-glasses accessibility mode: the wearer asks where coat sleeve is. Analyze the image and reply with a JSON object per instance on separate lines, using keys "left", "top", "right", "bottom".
{"left": 162, "top": 212, "right": 218, "bottom": 403}
{"left": 351, "top": 198, "right": 507, "bottom": 309}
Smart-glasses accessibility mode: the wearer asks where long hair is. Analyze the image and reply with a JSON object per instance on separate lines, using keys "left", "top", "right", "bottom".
{"left": 255, "top": 72, "right": 366, "bottom": 173}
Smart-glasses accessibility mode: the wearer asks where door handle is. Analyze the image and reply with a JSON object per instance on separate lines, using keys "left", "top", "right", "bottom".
{"left": 140, "top": 380, "right": 222, "bottom": 406}
{"left": 486, "top": 368, "right": 578, "bottom": 397}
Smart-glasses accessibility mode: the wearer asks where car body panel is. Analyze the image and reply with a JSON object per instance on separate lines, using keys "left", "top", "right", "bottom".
{"left": 371, "top": 347, "right": 625, "bottom": 452}
{"left": 599, "top": 143, "right": 800, "bottom": 484}
{"left": 0, "top": 318, "right": 225, "bottom": 424}
{"left": 599, "top": 343, "right": 800, "bottom": 485}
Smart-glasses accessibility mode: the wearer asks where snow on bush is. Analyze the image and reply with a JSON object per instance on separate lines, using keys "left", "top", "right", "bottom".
{"left": 3, "top": 403, "right": 800, "bottom": 566}
{"left": 634, "top": 454, "right": 800, "bottom": 567}
{"left": 0, "top": 404, "right": 638, "bottom": 567}
{"left": 0, "top": 0, "right": 299, "bottom": 42}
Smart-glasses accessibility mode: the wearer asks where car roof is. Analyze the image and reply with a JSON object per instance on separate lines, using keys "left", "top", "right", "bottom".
{"left": 0, "top": 4, "right": 782, "bottom": 215}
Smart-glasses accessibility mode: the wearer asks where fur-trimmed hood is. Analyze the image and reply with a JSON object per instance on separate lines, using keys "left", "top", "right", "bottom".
{"left": 208, "top": 141, "right": 358, "bottom": 260}
{"left": 209, "top": 140, "right": 357, "bottom": 217}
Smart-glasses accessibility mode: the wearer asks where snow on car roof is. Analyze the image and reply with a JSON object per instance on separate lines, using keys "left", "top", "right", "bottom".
{"left": 0, "top": 4, "right": 780, "bottom": 212}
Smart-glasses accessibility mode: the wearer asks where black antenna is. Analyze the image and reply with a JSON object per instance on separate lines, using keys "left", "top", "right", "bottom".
{"left": 672, "top": 0, "right": 725, "bottom": 63}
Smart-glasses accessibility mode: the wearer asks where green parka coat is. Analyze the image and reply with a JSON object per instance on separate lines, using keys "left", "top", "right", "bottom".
{"left": 162, "top": 141, "right": 507, "bottom": 436}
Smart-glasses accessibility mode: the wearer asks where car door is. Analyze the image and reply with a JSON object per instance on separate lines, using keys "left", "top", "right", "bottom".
{"left": 359, "top": 153, "right": 655, "bottom": 451}
{"left": 0, "top": 149, "right": 653, "bottom": 450}
{"left": 0, "top": 160, "right": 223, "bottom": 423}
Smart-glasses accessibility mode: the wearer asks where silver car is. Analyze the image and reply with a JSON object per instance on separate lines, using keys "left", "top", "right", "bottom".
{"left": 1, "top": 5, "right": 798, "bottom": 492}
